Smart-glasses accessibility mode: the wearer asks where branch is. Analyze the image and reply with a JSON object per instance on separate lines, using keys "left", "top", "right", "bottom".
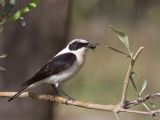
{"left": 122, "top": 109, "right": 160, "bottom": 120}
{"left": 114, "top": 112, "right": 120, "bottom": 120}
{"left": 0, "top": 91, "right": 160, "bottom": 119}
{"left": 120, "top": 47, "right": 144, "bottom": 107}
{"left": 125, "top": 93, "right": 160, "bottom": 109}
{"left": 0, "top": 92, "right": 118, "bottom": 112}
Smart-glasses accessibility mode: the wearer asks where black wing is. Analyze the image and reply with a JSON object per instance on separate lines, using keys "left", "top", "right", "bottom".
{"left": 22, "top": 53, "right": 76, "bottom": 87}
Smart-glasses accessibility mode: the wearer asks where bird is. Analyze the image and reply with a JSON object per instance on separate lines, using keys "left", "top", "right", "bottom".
{"left": 8, "top": 39, "right": 98, "bottom": 102}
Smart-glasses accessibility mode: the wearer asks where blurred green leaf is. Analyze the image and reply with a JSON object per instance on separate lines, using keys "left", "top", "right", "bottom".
{"left": 106, "top": 46, "right": 130, "bottom": 57}
{"left": 0, "top": 0, "right": 5, "bottom": 7}
{"left": 139, "top": 80, "right": 147, "bottom": 96}
{"left": 0, "top": 53, "right": 7, "bottom": 58}
{"left": 5, "top": 0, "right": 16, "bottom": 15}
{"left": 130, "top": 72, "right": 138, "bottom": 93}
{"left": 9, "top": 0, "right": 16, "bottom": 5}
{"left": 130, "top": 71, "right": 137, "bottom": 77}
{"left": 0, "top": 66, "right": 6, "bottom": 71}
{"left": 109, "top": 25, "right": 131, "bottom": 54}
{"left": 7, "top": 0, "right": 40, "bottom": 22}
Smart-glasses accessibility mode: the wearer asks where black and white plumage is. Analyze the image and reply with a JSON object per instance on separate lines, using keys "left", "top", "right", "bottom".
{"left": 8, "top": 39, "right": 98, "bottom": 102}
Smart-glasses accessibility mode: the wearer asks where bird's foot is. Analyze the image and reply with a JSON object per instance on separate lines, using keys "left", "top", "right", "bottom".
{"left": 53, "top": 93, "right": 61, "bottom": 105}
{"left": 65, "top": 96, "right": 75, "bottom": 105}
{"left": 53, "top": 92, "right": 60, "bottom": 98}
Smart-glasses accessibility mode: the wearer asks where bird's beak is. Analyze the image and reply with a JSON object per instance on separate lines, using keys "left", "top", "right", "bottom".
{"left": 87, "top": 43, "right": 99, "bottom": 50}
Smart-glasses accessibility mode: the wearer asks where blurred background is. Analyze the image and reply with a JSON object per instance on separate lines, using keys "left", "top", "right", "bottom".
{"left": 0, "top": 0, "right": 160, "bottom": 120}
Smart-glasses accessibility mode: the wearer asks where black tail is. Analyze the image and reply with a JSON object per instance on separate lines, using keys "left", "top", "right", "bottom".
{"left": 8, "top": 86, "right": 28, "bottom": 102}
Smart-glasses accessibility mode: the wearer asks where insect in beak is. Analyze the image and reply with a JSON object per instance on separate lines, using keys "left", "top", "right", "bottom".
{"left": 87, "top": 43, "right": 99, "bottom": 50}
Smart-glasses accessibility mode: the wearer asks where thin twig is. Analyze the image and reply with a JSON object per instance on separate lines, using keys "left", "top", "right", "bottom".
{"left": 114, "top": 112, "right": 120, "bottom": 120}
{"left": 120, "top": 47, "right": 144, "bottom": 107}
{"left": 122, "top": 109, "right": 160, "bottom": 119}
{"left": 125, "top": 93, "right": 160, "bottom": 109}
{"left": 142, "top": 103, "right": 151, "bottom": 111}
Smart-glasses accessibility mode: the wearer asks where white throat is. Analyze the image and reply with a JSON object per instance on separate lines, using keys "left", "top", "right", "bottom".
{"left": 72, "top": 47, "right": 88, "bottom": 66}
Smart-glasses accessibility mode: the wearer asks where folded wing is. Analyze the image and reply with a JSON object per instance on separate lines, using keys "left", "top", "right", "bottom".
{"left": 22, "top": 53, "right": 76, "bottom": 87}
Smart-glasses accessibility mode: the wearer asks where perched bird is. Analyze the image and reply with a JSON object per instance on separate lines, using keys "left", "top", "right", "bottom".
{"left": 8, "top": 39, "right": 98, "bottom": 102}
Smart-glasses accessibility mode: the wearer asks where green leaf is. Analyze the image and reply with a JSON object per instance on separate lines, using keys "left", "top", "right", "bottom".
{"left": 7, "top": 0, "right": 40, "bottom": 22}
{"left": 130, "top": 72, "right": 138, "bottom": 93}
{"left": 0, "top": 66, "right": 6, "bottom": 71}
{"left": 0, "top": 0, "right": 5, "bottom": 7}
{"left": 139, "top": 80, "right": 147, "bottom": 96}
{"left": 109, "top": 25, "right": 131, "bottom": 54}
{"left": 106, "top": 46, "right": 130, "bottom": 57}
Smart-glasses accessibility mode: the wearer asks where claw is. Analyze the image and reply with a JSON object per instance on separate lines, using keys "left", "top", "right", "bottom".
{"left": 53, "top": 93, "right": 60, "bottom": 98}
{"left": 65, "top": 97, "right": 75, "bottom": 105}
{"left": 53, "top": 93, "right": 60, "bottom": 105}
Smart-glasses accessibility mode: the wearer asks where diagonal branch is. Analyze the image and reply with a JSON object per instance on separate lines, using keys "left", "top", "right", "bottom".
{"left": 125, "top": 93, "right": 160, "bottom": 109}
{"left": 120, "top": 47, "right": 144, "bottom": 107}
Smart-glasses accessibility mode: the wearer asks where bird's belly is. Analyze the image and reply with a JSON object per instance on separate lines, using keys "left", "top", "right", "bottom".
{"left": 45, "top": 62, "right": 83, "bottom": 84}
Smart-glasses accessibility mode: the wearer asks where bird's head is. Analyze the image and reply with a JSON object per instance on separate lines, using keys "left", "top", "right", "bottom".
{"left": 67, "top": 39, "right": 99, "bottom": 57}
{"left": 69, "top": 39, "right": 98, "bottom": 50}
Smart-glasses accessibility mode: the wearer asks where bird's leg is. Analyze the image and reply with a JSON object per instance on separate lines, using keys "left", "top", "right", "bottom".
{"left": 57, "top": 86, "right": 75, "bottom": 104}
{"left": 51, "top": 84, "right": 60, "bottom": 96}
{"left": 52, "top": 83, "right": 75, "bottom": 104}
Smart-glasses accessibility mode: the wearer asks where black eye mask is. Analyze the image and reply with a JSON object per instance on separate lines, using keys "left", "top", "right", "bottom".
{"left": 69, "top": 41, "right": 99, "bottom": 51}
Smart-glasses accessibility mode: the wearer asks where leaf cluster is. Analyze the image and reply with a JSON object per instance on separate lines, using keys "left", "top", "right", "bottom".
{"left": 0, "top": 0, "right": 40, "bottom": 28}
{"left": 108, "top": 25, "right": 155, "bottom": 110}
